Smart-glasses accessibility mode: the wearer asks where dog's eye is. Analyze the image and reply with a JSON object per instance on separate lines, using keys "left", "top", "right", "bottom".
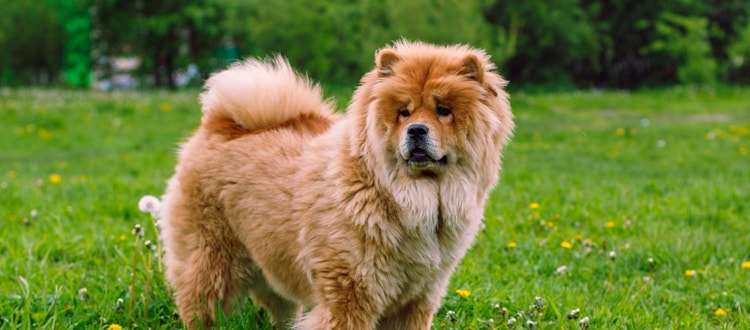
{"left": 436, "top": 105, "right": 452, "bottom": 117}
{"left": 399, "top": 109, "right": 410, "bottom": 118}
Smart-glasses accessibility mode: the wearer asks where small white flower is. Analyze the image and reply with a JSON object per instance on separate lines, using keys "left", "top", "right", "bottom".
{"left": 132, "top": 224, "right": 143, "bottom": 237}
{"left": 555, "top": 265, "right": 568, "bottom": 275}
{"left": 647, "top": 257, "right": 654, "bottom": 264}
{"left": 608, "top": 250, "right": 616, "bottom": 261}
{"left": 78, "top": 287, "right": 89, "bottom": 301}
{"left": 579, "top": 316, "right": 590, "bottom": 328}
{"left": 656, "top": 140, "right": 666, "bottom": 148}
{"left": 567, "top": 308, "right": 580, "bottom": 319}
{"left": 30, "top": 209, "right": 39, "bottom": 218}
{"left": 640, "top": 118, "right": 650, "bottom": 127}
{"left": 138, "top": 195, "right": 161, "bottom": 218}
{"left": 507, "top": 317, "right": 517, "bottom": 327}
{"left": 533, "top": 296, "right": 544, "bottom": 310}
{"left": 527, "top": 320, "right": 538, "bottom": 328}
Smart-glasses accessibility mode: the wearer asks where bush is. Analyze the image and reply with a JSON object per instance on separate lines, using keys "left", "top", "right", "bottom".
{"left": 649, "top": 13, "right": 718, "bottom": 85}
{"left": 727, "top": 20, "right": 750, "bottom": 83}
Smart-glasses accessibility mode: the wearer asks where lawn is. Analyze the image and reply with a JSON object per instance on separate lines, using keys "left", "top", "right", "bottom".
{"left": 0, "top": 86, "right": 748, "bottom": 329}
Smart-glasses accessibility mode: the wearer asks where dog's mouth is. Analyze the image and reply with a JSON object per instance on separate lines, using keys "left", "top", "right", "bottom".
{"left": 406, "top": 148, "right": 448, "bottom": 168}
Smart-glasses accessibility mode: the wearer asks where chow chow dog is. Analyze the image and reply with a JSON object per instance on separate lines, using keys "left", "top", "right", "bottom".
{"left": 160, "top": 40, "right": 514, "bottom": 329}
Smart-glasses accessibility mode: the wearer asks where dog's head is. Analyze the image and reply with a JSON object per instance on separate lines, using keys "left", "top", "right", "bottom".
{"left": 363, "top": 41, "right": 514, "bottom": 179}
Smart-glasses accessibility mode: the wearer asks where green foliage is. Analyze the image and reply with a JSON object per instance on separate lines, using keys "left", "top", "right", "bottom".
{"left": 727, "top": 19, "right": 750, "bottom": 82}
{"left": 57, "top": 0, "right": 92, "bottom": 88}
{"left": 0, "top": 0, "right": 64, "bottom": 85}
{"left": 650, "top": 13, "right": 719, "bottom": 85}
{"left": 1, "top": 88, "right": 749, "bottom": 328}
{"left": 487, "top": 0, "right": 599, "bottom": 85}
{"left": 2, "top": 0, "right": 750, "bottom": 87}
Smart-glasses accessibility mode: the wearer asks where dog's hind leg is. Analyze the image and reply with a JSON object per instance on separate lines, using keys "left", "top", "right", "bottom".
{"left": 169, "top": 240, "right": 255, "bottom": 329}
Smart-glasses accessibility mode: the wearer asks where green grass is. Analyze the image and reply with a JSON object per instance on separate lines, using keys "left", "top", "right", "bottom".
{"left": 1, "top": 86, "right": 748, "bottom": 329}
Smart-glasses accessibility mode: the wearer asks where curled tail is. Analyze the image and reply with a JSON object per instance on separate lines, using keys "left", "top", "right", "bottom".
{"left": 200, "top": 56, "right": 335, "bottom": 133}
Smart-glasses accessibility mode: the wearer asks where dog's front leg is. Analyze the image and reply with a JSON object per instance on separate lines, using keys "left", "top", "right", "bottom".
{"left": 294, "top": 262, "right": 379, "bottom": 330}
{"left": 376, "top": 292, "right": 441, "bottom": 330}
{"left": 295, "top": 302, "right": 377, "bottom": 330}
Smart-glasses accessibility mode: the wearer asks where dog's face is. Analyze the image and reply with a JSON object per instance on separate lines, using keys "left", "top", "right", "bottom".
{"left": 368, "top": 43, "right": 512, "bottom": 179}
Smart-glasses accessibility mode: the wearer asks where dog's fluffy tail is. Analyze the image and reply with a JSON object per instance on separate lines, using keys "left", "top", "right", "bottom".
{"left": 200, "top": 56, "right": 335, "bottom": 133}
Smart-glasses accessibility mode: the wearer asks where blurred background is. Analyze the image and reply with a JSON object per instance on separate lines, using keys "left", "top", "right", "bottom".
{"left": 2, "top": 0, "right": 750, "bottom": 90}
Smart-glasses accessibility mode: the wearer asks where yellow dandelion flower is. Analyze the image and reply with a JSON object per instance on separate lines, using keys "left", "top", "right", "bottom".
{"left": 605, "top": 221, "right": 615, "bottom": 228}
{"left": 530, "top": 202, "right": 540, "bottom": 209}
{"left": 615, "top": 128, "right": 625, "bottom": 136}
{"left": 685, "top": 269, "right": 696, "bottom": 277}
{"left": 49, "top": 174, "right": 61, "bottom": 184}
{"left": 575, "top": 234, "right": 583, "bottom": 241}
{"left": 159, "top": 102, "right": 173, "bottom": 112}
{"left": 739, "top": 146, "right": 747, "bottom": 155}
{"left": 561, "top": 240, "right": 573, "bottom": 249}
{"left": 455, "top": 289, "right": 470, "bottom": 298}
{"left": 9, "top": 170, "right": 17, "bottom": 178}
{"left": 741, "top": 261, "right": 750, "bottom": 269}
{"left": 38, "top": 128, "right": 52, "bottom": 141}
{"left": 120, "top": 234, "right": 127, "bottom": 241}
{"left": 715, "top": 308, "right": 728, "bottom": 317}
{"left": 506, "top": 242, "right": 517, "bottom": 248}
{"left": 108, "top": 325, "right": 123, "bottom": 330}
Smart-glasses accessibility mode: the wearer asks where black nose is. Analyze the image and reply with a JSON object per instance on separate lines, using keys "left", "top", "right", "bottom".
{"left": 407, "top": 124, "right": 429, "bottom": 139}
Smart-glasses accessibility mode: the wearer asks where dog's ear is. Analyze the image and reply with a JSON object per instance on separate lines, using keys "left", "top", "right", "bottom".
{"left": 376, "top": 49, "right": 401, "bottom": 77}
{"left": 461, "top": 54, "right": 484, "bottom": 83}
{"left": 462, "top": 53, "right": 499, "bottom": 96}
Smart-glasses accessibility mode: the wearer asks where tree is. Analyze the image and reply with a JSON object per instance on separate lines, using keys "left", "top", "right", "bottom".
{"left": 0, "top": 0, "right": 64, "bottom": 85}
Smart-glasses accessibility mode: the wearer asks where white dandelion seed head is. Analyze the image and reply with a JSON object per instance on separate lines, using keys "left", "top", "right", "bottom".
{"left": 579, "top": 316, "right": 590, "bottom": 326}
{"left": 116, "top": 298, "right": 124, "bottom": 306}
{"left": 657, "top": 140, "right": 666, "bottom": 148}
{"left": 30, "top": 209, "right": 39, "bottom": 218}
{"left": 507, "top": 317, "right": 517, "bottom": 326}
{"left": 648, "top": 257, "right": 654, "bottom": 264}
{"left": 555, "top": 265, "right": 569, "bottom": 275}
{"left": 608, "top": 251, "right": 617, "bottom": 260}
{"left": 138, "top": 195, "right": 161, "bottom": 217}
{"left": 527, "top": 320, "right": 537, "bottom": 326}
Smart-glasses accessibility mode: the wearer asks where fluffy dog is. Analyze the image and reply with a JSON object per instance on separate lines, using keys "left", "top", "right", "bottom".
{"left": 160, "top": 40, "right": 514, "bottom": 329}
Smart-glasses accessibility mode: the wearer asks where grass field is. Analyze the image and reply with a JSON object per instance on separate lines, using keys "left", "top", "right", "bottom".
{"left": 1, "top": 86, "right": 748, "bottom": 329}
